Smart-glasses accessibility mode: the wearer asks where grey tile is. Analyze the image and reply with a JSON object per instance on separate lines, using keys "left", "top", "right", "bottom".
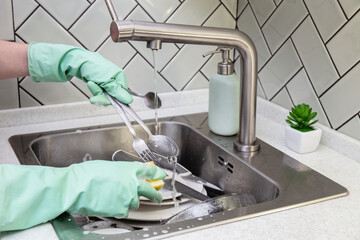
{"left": 0, "top": 78, "right": 19, "bottom": 109}
{"left": 137, "top": 0, "right": 180, "bottom": 22}
{"left": 286, "top": 69, "right": 330, "bottom": 127}
{"left": 237, "top": 0, "right": 248, "bottom": 17}
{"left": 184, "top": 72, "right": 209, "bottom": 90}
{"left": 161, "top": 44, "right": 216, "bottom": 90}
{"left": 204, "top": 5, "right": 235, "bottom": 29}
{"left": 36, "top": 0, "right": 89, "bottom": 29}
{"left": 262, "top": 0, "right": 307, "bottom": 53}
{"left": 69, "top": 0, "right": 136, "bottom": 51}
{"left": 221, "top": 0, "right": 237, "bottom": 17}
{"left": 125, "top": 6, "right": 180, "bottom": 70}
{"left": 237, "top": 5, "right": 271, "bottom": 69}
{"left": 274, "top": 0, "right": 283, "bottom": 6}
{"left": 257, "top": 79, "right": 266, "bottom": 99}
{"left": 0, "top": 0, "right": 14, "bottom": 40}
{"left": 97, "top": 38, "right": 136, "bottom": 69}
{"left": 13, "top": 0, "right": 38, "bottom": 29}
{"left": 320, "top": 63, "right": 360, "bottom": 129}
{"left": 249, "top": 0, "right": 276, "bottom": 26}
{"left": 19, "top": 88, "right": 41, "bottom": 107}
{"left": 259, "top": 39, "right": 302, "bottom": 99}
{"left": 292, "top": 17, "right": 339, "bottom": 96}
{"left": 338, "top": 0, "right": 360, "bottom": 18}
{"left": 338, "top": 115, "right": 360, "bottom": 141}
{"left": 16, "top": 8, "right": 81, "bottom": 46}
{"left": 20, "top": 76, "right": 88, "bottom": 105}
{"left": 271, "top": 87, "right": 293, "bottom": 110}
{"left": 327, "top": 12, "right": 360, "bottom": 76}
{"left": 166, "top": 0, "right": 219, "bottom": 25}
{"left": 304, "top": 0, "right": 346, "bottom": 42}
{"left": 124, "top": 54, "right": 174, "bottom": 93}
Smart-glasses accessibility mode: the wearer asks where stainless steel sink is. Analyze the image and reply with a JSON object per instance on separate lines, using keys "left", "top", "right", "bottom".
{"left": 9, "top": 113, "right": 348, "bottom": 240}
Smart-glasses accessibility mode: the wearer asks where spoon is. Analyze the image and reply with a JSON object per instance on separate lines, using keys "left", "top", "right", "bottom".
{"left": 126, "top": 88, "right": 162, "bottom": 109}
{"left": 110, "top": 95, "right": 179, "bottom": 157}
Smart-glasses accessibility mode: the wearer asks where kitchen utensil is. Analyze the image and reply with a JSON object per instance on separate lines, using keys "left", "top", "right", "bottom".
{"left": 126, "top": 88, "right": 162, "bottom": 109}
{"left": 105, "top": 92, "right": 157, "bottom": 162}
{"left": 112, "top": 150, "right": 224, "bottom": 192}
{"left": 166, "top": 192, "right": 257, "bottom": 224}
{"left": 112, "top": 149, "right": 209, "bottom": 201}
{"left": 111, "top": 97, "right": 179, "bottom": 157}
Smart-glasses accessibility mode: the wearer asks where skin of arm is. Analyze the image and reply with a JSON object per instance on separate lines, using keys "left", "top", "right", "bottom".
{"left": 0, "top": 40, "right": 29, "bottom": 80}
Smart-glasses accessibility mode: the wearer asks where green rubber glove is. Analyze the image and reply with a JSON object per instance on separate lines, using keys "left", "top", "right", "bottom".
{"left": 0, "top": 160, "right": 166, "bottom": 232}
{"left": 27, "top": 42, "right": 133, "bottom": 105}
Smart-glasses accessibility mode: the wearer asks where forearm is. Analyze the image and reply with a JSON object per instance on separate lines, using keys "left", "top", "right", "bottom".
{"left": 0, "top": 40, "right": 29, "bottom": 80}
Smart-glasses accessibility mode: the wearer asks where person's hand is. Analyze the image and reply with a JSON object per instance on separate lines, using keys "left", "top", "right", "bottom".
{"left": 27, "top": 42, "right": 133, "bottom": 105}
{"left": 0, "top": 160, "right": 166, "bottom": 232}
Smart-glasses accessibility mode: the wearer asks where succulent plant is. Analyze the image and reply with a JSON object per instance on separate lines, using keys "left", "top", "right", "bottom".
{"left": 286, "top": 103, "right": 318, "bottom": 132}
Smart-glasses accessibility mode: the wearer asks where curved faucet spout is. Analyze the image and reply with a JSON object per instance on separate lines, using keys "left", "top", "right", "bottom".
{"left": 108, "top": 18, "right": 259, "bottom": 152}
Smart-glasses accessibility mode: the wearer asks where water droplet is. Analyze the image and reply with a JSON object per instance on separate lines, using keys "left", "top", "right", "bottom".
{"left": 153, "top": 232, "right": 158, "bottom": 235}
{"left": 197, "top": 217, "right": 203, "bottom": 221}
{"left": 186, "top": 226, "right": 190, "bottom": 228}
{"left": 143, "top": 227, "right": 149, "bottom": 231}
{"left": 83, "top": 231, "right": 90, "bottom": 235}
{"left": 178, "top": 227, "right": 183, "bottom": 230}
{"left": 161, "top": 230, "right": 168, "bottom": 234}
{"left": 143, "top": 234, "right": 150, "bottom": 238}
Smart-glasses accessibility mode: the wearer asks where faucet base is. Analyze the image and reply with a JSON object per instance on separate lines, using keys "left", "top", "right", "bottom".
{"left": 233, "top": 140, "right": 260, "bottom": 152}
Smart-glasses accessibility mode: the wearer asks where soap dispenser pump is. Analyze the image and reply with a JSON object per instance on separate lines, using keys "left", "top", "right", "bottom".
{"left": 204, "top": 48, "right": 240, "bottom": 136}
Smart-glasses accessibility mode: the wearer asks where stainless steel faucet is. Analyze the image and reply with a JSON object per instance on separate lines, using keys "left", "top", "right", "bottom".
{"left": 104, "top": 0, "right": 259, "bottom": 152}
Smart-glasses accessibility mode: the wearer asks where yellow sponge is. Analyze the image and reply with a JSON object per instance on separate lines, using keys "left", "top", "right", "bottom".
{"left": 145, "top": 161, "right": 164, "bottom": 190}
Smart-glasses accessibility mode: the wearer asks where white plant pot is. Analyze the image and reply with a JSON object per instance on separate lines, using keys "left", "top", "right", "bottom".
{"left": 285, "top": 125, "right": 322, "bottom": 154}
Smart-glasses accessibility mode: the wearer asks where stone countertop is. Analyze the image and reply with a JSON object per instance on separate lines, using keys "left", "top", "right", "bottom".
{"left": 1, "top": 89, "right": 360, "bottom": 240}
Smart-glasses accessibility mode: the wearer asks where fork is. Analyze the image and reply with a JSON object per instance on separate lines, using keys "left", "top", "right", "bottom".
{"left": 104, "top": 92, "right": 157, "bottom": 162}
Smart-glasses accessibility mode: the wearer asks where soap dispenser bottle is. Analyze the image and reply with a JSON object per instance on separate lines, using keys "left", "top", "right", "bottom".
{"left": 205, "top": 48, "right": 240, "bottom": 136}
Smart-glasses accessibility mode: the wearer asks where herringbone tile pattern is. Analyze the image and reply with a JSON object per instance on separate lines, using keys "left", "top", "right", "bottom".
{"left": 236, "top": 0, "right": 360, "bottom": 140}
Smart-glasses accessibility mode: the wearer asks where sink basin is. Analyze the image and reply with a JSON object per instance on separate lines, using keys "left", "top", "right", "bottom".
{"left": 9, "top": 113, "right": 347, "bottom": 240}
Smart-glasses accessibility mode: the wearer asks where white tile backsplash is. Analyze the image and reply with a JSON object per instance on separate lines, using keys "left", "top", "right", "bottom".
{"left": 271, "top": 87, "right": 292, "bottom": 110}
{"left": 19, "top": 88, "right": 41, "bottom": 107}
{"left": 0, "top": 0, "right": 14, "bottom": 40}
{"left": 166, "top": 0, "right": 220, "bottom": 25}
{"left": 320, "top": 63, "right": 360, "bottom": 129}
{"left": 13, "top": 0, "right": 38, "bottom": 29}
{"left": 248, "top": 0, "right": 276, "bottom": 26}
{"left": 0, "top": 78, "right": 19, "bottom": 109}
{"left": 292, "top": 17, "right": 339, "bottom": 96}
{"left": 184, "top": 72, "right": 209, "bottom": 90}
{"left": 20, "top": 77, "right": 88, "bottom": 105}
{"left": 327, "top": 12, "right": 360, "bottom": 76}
{"left": 304, "top": 0, "right": 346, "bottom": 42}
{"left": 162, "top": 44, "right": 216, "bottom": 90}
{"left": 338, "top": 115, "right": 360, "bottom": 141}
{"left": 338, "top": 0, "right": 360, "bottom": 19}
{"left": 16, "top": 7, "right": 81, "bottom": 46}
{"left": 286, "top": 69, "right": 330, "bottom": 127}
{"left": 262, "top": 0, "right": 307, "bottom": 53}
{"left": 136, "top": 0, "right": 180, "bottom": 22}
{"left": 36, "top": 0, "right": 89, "bottom": 29}
{"left": 259, "top": 39, "right": 302, "bottom": 99}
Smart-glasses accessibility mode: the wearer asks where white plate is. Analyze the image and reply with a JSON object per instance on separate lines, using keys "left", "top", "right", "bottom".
{"left": 125, "top": 200, "right": 200, "bottom": 221}
{"left": 140, "top": 195, "right": 191, "bottom": 206}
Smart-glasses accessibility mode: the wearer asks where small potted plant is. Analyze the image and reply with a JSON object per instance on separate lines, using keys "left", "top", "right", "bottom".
{"left": 285, "top": 103, "right": 322, "bottom": 153}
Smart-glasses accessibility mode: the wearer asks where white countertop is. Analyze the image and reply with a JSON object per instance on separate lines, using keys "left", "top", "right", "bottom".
{"left": 1, "top": 89, "right": 360, "bottom": 240}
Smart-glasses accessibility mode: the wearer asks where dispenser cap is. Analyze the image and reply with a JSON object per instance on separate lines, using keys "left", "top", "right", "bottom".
{"left": 203, "top": 48, "right": 234, "bottom": 75}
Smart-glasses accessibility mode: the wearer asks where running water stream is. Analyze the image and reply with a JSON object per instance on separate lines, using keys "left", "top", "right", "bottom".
{"left": 152, "top": 50, "right": 179, "bottom": 208}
